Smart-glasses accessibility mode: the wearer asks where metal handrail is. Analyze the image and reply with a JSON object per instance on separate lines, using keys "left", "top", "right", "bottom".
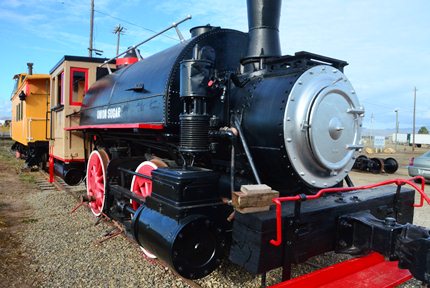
{"left": 27, "top": 117, "right": 47, "bottom": 141}
{"left": 100, "top": 15, "right": 192, "bottom": 74}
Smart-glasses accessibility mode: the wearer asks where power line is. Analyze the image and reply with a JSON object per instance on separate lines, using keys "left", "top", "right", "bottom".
{"left": 94, "top": 9, "right": 180, "bottom": 41}
{"left": 359, "top": 100, "right": 429, "bottom": 114}
{"left": 360, "top": 101, "right": 412, "bottom": 114}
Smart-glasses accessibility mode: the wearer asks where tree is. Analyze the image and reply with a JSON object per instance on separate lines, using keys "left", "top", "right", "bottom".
{"left": 418, "top": 126, "right": 429, "bottom": 134}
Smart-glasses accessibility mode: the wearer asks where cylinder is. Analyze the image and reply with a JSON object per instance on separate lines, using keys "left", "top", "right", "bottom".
{"left": 132, "top": 206, "right": 224, "bottom": 279}
{"left": 54, "top": 161, "right": 83, "bottom": 186}
{"left": 179, "top": 57, "right": 213, "bottom": 153}
{"left": 179, "top": 114, "right": 210, "bottom": 153}
{"left": 179, "top": 59, "right": 213, "bottom": 98}
{"left": 116, "top": 48, "right": 139, "bottom": 69}
{"left": 27, "top": 63, "right": 33, "bottom": 75}
{"left": 190, "top": 25, "right": 218, "bottom": 37}
{"left": 244, "top": 0, "right": 282, "bottom": 60}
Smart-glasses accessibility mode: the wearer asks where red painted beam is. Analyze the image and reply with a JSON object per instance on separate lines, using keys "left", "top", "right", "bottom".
{"left": 50, "top": 154, "right": 85, "bottom": 163}
{"left": 65, "top": 123, "right": 164, "bottom": 131}
{"left": 270, "top": 253, "right": 412, "bottom": 288}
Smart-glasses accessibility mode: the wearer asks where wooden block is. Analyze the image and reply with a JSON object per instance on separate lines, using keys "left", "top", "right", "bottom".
{"left": 232, "top": 185, "right": 279, "bottom": 210}
{"left": 240, "top": 184, "right": 272, "bottom": 195}
{"left": 233, "top": 191, "right": 279, "bottom": 208}
{"left": 236, "top": 205, "right": 270, "bottom": 214}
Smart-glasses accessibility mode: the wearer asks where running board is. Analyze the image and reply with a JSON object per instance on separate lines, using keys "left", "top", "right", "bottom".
{"left": 269, "top": 253, "right": 412, "bottom": 288}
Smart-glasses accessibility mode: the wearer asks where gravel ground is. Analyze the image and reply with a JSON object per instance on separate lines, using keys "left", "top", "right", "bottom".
{"left": 20, "top": 180, "right": 195, "bottom": 288}
{"left": 0, "top": 140, "right": 427, "bottom": 287}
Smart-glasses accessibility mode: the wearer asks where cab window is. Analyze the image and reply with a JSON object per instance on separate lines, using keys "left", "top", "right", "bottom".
{"left": 56, "top": 71, "right": 64, "bottom": 106}
{"left": 70, "top": 68, "right": 88, "bottom": 106}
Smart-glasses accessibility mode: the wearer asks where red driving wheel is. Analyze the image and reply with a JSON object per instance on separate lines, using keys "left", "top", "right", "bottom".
{"left": 86, "top": 150, "right": 109, "bottom": 217}
{"left": 130, "top": 159, "right": 167, "bottom": 210}
{"left": 130, "top": 159, "right": 167, "bottom": 259}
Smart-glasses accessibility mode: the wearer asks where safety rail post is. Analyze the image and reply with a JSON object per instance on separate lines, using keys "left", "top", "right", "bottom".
{"left": 49, "top": 154, "right": 54, "bottom": 183}
{"left": 282, "top": 197, "right": 304, "bottom": 281}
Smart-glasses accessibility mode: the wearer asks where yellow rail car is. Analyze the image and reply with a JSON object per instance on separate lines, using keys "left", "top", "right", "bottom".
{"left": 10, "top": 63, "right": 50, "bottom": 167}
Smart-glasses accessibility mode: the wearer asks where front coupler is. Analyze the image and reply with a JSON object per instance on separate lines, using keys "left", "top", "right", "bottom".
{"left": 337, "top": 211, "right": 430, "bottom": 284}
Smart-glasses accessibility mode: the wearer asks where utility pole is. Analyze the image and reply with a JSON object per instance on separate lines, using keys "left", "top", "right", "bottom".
{"left": 89, "top": 0, "right": 95, "bottom": 57}
{"left": 394, "top": 109, "right": 399, "bottom": 152}
{"left": 113, "top": 24, "right": 125, "bottom": 55}
{"left": 370, "top": 113, "right": 374, "bottom": 147}
{"left": 412, "top": 87, "right": 417, "bottom": 151}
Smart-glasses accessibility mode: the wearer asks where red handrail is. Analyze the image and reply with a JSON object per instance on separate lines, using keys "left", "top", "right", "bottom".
{"left": 270, "top": 176, "right": 429, "bottom": 247}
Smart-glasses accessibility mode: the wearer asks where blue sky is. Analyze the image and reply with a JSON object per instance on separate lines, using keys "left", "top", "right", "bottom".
{"left": 1, "top": 0, "right": 429, "bottom": 131}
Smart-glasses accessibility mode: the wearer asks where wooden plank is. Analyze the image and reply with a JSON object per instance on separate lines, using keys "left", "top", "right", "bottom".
{"left": 232, "top": 184, "right": 279, "bottom": 213}
{"left": 236, "top": 206, "right": 271, "bottom": 214}
{"left": 241, "top": 184, "right": 272, "bottom": 194}
{"left": 232, "top": 190, "right": 279, "bottom": 208}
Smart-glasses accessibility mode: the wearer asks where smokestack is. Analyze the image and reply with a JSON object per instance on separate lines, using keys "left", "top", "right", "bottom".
{"left": 27, "top": 63, "right": 33, "bottom": 75}
{"left": 244, "top": 0, "right": 282, "bottom": 61}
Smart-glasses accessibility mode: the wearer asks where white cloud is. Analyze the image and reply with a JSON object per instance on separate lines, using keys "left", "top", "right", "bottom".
{"left": 153, "top": 0, "right": 247, "bottom": 30}
{"left": 0, "top": 0, "right": 24, "bottom": 8}
{"left": 0, "top": 8, "right": 44, "bottom": 24}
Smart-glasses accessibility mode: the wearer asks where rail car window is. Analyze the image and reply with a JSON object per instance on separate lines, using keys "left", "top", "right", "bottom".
{"left": 56, "top": 72, "right": 64, "bottom": 106}
{"left": 12, "top": 75, "right": 19, "bottom": 96}
{"left": 11, "top": 74, "right": 26, "bottom": 96}
{"left": 70, "top": 68, "right": 88, "bottom": 106}
{"left": 15, "top": 102, "right": 23, "bottom": 121}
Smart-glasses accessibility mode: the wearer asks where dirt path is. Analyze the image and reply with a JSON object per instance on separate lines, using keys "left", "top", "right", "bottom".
{"left": 0, "top": 140, "right": 41, "bottom": 287}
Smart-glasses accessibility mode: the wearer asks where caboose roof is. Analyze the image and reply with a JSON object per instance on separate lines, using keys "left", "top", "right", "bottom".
{"left": 50, "top": 55, "right": 110, "bottom": 74}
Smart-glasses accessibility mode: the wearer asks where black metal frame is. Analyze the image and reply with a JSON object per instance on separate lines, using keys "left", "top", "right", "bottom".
{"left": 229, "top": 186, "right": 415, "bottom": 275}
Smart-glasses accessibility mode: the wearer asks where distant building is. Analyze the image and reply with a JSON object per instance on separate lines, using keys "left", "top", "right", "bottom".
{"left": 0, "top": 119, "right": 11, "bottom": 138}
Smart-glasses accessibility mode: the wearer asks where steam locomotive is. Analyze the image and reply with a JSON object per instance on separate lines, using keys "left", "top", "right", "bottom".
{"left": 32, "top": 0, "right": 430, "bottom": 285}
